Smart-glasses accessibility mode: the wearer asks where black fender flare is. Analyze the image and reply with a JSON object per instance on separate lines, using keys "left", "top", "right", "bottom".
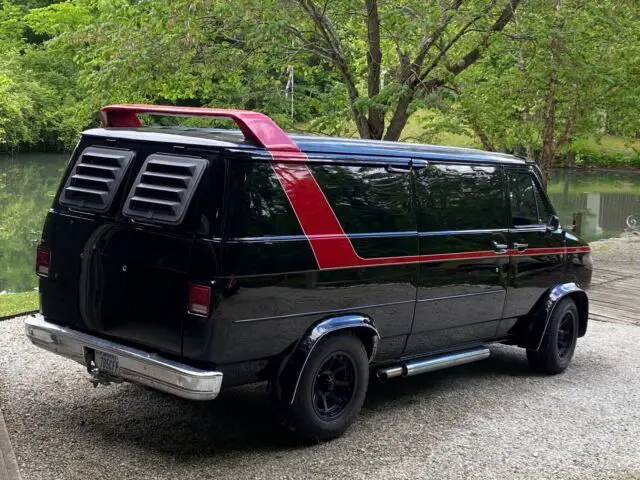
{"left": 526, "top": 282, "right": 589, "bottom": 351}
{"left": 275, "top": 314, "right": 379, "bottom": 405}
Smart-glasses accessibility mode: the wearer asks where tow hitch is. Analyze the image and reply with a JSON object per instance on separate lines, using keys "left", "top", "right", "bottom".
{"left": 83, "top": 347, "right": 123, "bottom": 388}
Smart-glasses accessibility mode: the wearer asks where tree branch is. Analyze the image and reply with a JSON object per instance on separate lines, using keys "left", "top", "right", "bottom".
{"left": 447, "top": 0, "right": 523, "bottom": 77}
{"left": 417, "top": 9, "right": 489, "bottom": 84}
{"left": 296, "top": 0, "right": 370, "bottom": 137}
{"left": 385, "top": 0, "right": 522, "bottom": 141}
{"left": 365, "top": 0, "right": 384, "bottom": 138}
{"left": 411, "top": 0, "right": 464, "bottom": 74}
{"left": 285, "top": 25, "right": 335, "bottom": 60}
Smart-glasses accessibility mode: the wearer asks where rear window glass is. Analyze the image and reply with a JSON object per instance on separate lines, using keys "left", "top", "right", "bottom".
{"left": 415, "top": 163, "right": 506, "bottom": 231}
{"left": 310, "top": 164, "right": 415, "bottom": 234}
{"left": 225, "top": 161, "right": 304, "bottom": 237}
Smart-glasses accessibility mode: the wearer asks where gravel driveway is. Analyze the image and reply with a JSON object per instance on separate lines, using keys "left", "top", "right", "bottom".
{"left": 1, "top": 316, "right": 639, "bottom": 480}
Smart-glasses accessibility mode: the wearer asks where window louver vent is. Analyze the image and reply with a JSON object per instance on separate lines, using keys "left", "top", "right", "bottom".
{"left": 123, "top": 154, "right": 207, "bottom": 225}
{"left": 59, "top": 147, "right": 135, "bottom": 212}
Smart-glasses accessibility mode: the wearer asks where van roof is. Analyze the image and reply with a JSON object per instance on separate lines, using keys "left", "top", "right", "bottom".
{"left": 82, "top": 126, "right": 528, "bottom": 165}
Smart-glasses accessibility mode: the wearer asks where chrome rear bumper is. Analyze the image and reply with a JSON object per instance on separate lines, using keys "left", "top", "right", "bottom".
{"left": 24, "top": 315, "right": 223, "bottom": 401}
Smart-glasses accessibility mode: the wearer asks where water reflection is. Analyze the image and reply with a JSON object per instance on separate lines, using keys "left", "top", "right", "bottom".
{"left": 0, "top": 153, "right": 68, "bottom": 293}
{"left": 548, "top": 169, "right": 640, "bottom": 242}
{"left": 0, "top": 154, "right": 638, "bottom": 293}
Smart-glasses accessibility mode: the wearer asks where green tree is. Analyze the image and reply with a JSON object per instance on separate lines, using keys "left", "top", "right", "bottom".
{"left": 438, "top": 0, "right": 640, "bottom": 178}
{"left": 278, "top": 0, "right": 523, "bottom": 140}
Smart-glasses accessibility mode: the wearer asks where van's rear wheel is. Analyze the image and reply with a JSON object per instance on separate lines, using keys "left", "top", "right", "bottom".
{"left": 527, "top": 298, "right": 578, "bottom": 374}
{"left": 283, "top": 333, "right": 368, "bottom": 441}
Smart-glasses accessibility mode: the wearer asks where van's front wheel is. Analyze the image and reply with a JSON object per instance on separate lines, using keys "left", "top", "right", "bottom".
{"left": 527, "top": 298, "right": 579, "bottom": 374}
{"left": 284, "top": 333, "right": 369, "bottom": 441}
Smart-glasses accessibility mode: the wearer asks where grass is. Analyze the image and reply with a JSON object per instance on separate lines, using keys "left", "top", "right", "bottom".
{"left": 0, "top": 290, "right": 39, "bottom": 318}
{"left": 574, "top": 135, "right": 640, "bottom": 156}
{"left": 399, "top": 110, "right": 482, "bottom": 148}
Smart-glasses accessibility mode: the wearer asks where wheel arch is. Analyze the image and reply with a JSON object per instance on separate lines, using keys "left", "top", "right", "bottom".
{"left": 524, "top": 283, "right": 588, "bottom": 351}
{"left": 274, "top": 314, "right": 379, "bottom": 405}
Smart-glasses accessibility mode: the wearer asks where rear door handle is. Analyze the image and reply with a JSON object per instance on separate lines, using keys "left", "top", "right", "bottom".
{"left": 385, "top": 164, "right": 412, "bottom": 173}
{"left": 513, "top": 242, "right": 529, "bottom": 251}
{"left": 386, "top": 160, "right": 426, "bottom": 173}
{"left": 492, "top": 241, "right": 508, "bottom": 254}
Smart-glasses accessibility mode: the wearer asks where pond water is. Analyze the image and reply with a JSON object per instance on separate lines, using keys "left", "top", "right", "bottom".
{"left": 1, "top": 153, "right": 639, "bottom": 293}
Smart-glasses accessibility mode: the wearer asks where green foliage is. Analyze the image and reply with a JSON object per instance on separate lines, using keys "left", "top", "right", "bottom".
{"left": 0, "top": 0, "right": 638, "bottom": 167}
{"left": 566, "top": 137, "right": 640, "bottom": 169}
{"left": 439, "top": 0, "right": 640, "bottom": 166}
{"left": 572, "top": 151, "right": 640, "bottom": 169}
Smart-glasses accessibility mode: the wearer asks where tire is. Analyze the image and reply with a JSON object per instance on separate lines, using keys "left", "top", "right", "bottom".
{"left": 281, "top": 332, "right": 369, "bottom": 442}
{"left": 527, "top": 298, "right": 579, "bottom": 374}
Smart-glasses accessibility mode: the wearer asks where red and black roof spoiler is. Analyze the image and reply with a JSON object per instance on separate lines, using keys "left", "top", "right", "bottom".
{"left": 99, "top": 104, "right": 298, "bottom": 153}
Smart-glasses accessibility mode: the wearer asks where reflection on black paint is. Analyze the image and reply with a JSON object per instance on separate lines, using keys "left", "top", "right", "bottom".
{"left": 415, "top": 164, "right": 506, "bottom": 231}
{"left": 226, "top": 160, "right": 304, "bottom": 237}
{"left": 311, "top": 164, "right": 415, "bottom": 234}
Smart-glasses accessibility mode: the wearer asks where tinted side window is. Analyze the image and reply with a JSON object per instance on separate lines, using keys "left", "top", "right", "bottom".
{"left": 310, "top": 164, "right": 414, "bottom": 234}
{"left": 415, "top": 163, "right": 506, "bottom": 231}
{"left": 533, "top": 178, "right": 553, "bottom": 221}
{"left": 508, "top": 170, "right": 539, "bottom": 226}
{"left": 226, "top": 161, "right": 303, "bottom": 237}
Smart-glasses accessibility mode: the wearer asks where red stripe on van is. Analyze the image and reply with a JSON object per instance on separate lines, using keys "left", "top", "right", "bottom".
{"left": 270, "top": 154, "right": 378, "bottom": 269}
{"left": 265, "top": 132, "right": 592, "bottom": 269}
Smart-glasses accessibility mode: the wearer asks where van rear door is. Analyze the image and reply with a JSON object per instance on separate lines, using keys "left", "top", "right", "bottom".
{"left": 39, "top": 137, "right": 225, "bottom": 357}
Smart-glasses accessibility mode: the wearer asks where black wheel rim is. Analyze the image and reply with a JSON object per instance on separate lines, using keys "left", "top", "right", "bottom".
{"left": 312, "top": 352, "right": 356, "bottom": 421}
{"left": 557, "top": 312, "right": 576, "bottom": 359}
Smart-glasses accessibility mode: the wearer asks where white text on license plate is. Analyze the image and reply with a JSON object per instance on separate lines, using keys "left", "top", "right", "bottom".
{"left": 95, "top": 350, "right": 119, "bottom": 375}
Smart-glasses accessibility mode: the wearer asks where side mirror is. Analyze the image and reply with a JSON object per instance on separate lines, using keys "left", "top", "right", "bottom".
{"left": 546, "top": 214, "right": 560, "bottom": 232}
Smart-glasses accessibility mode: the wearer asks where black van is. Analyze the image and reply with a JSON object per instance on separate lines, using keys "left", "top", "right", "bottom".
{"left": 26, "top": 104, "right": 592, "bottom": 440}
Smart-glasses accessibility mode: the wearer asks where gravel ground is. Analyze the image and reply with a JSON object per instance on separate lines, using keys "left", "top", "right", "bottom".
{"left": 590, "top": 234, "right": 640, "bottom": 272}
{"left": 1, "top": 316, "right": 639, "bottom": 480}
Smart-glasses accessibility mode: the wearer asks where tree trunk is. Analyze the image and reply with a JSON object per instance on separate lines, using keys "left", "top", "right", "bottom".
{"left": 383, "top": 91, "right": 413, "bottom": 141}
{"left": 539, "top": 84, "right": 557, "bottom": 183}
{"left": 526, "top": 144, "right": 534, "bottom": 162}
{"left": 352, "top": 107, "right": 372, "bottom": 139}
{"left": 365, "top": 0, "right": 384, "bottom": 140}
{"left": 469, "top": 119, "right": 495, "bottom": 151}
{"left": 566, "top": 149, "right": 575, "bottom": 167}
{"left": 296, "top": 0, "right": 522, "bottom": 142}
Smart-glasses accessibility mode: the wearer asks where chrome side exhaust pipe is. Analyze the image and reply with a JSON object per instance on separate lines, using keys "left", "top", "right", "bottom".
{"left": 377, "top": 347, "right": 490, "bottom": 381}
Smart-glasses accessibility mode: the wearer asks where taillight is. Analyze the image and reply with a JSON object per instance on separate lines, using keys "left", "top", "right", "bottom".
{"left": 188, "top": 283, "right": 211, "bottom": 316}
{"left": 36, "top": 247, "right": 50, "bottom": 277}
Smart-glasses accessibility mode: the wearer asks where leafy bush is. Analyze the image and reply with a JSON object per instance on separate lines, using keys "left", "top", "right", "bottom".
{"left": 571, "top": 137, "right": 640, "bottom": 169}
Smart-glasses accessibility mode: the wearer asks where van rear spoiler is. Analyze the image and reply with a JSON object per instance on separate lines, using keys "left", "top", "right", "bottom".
{"left": 99, "top": 104, "right": 299, "bottom": 153}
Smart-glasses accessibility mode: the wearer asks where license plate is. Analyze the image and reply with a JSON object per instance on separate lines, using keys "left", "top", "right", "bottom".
{"left": 95, "top": 350, "right": 119, "bottom": 375}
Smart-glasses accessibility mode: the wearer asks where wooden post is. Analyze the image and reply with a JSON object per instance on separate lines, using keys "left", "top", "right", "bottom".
{"left": 572, "top": 212, "right": 583, "bottom": 236}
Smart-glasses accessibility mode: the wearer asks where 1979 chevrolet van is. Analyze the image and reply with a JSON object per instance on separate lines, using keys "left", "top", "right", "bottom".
{"left": 26, "top": 105, "right": 592, "bottom": 440}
